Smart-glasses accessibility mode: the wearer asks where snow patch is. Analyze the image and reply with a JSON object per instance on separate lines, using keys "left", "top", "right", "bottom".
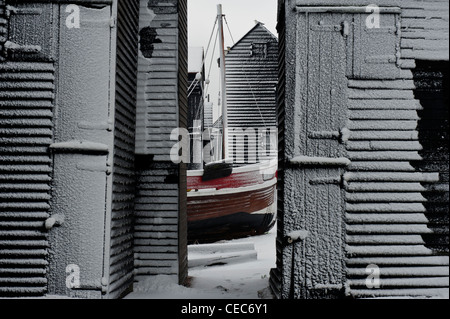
{"left": 126, "top": 227, "right": 277, "bottom": 300}
{"left": 286, "top": 230, "right": 309, "bottom": 242}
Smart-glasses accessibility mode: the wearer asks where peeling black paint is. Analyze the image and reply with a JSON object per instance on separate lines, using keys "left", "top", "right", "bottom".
{"left": 412, "top": 60, "right": 450, "bottom": 254}
{"left": 165, "top": 172, "right": 179, "bottom": 184}
{"left": 139, "top": 26, "right": 161, "bottom": 59}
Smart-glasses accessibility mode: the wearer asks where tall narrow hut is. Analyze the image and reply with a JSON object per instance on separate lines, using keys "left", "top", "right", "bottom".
{"left": 225, "top": 22, "right": 278, "bottom": 165}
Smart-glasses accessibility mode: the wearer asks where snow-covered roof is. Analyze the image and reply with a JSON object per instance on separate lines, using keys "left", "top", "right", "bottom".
{"left": 188, "top": 47, "right": 204, "bottom": 74}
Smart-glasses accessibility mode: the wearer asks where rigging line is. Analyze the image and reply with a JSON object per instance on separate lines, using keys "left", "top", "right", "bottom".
{"left": 188, "top": 16, "right": 218, "bottom": 95}
{"left": 187, "top": 77, "right": 198, "bottom": 95}
{"left": 188, "top": 79, "right": 199, "bottom": 98}
{"left": 193, "top": 81, "right": 206, "bottom": 122}
{"left": 223, "top": 15, "right": 235, "bottom": 45}
{"left": 241, "top": 62, "right": 268, "bottom": 128}
{"left": 223, "top": 16, "right": 267, "bottom": 127}
{"left": 205, "top": 26, "right": 219, "bottom": 96}
{"left": 200, "top": 15, "right": 219, "bottom": 75}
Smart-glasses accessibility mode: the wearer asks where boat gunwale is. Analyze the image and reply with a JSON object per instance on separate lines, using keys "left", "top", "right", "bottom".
{"left": 187, "top": 159, "right": 278, "bottom": 177}
{"left": 187, "top": 177, "right": 277, "bottom": 198}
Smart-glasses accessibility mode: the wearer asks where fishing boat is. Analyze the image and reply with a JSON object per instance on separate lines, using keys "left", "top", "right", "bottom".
{"left": 187, "top": 4, "right": 278, "bottom": 243}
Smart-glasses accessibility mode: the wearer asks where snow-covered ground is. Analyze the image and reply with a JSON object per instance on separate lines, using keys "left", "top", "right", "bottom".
{"left": 126, "top": 226, "right": 277, "bottom": 300}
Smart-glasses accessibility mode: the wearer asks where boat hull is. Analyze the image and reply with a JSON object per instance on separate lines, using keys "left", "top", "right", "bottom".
{"left": 188, "top": 205, "right": 276, "bottom": 244}
{"left": 187, "top": 161, "right": 278, "bottom": 243}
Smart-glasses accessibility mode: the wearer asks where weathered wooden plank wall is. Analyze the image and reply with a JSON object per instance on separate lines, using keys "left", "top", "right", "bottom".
{"left": 134, "top": 0, "right": 188, "bottom": 286}
{"left": 401, "top": 0, "right": 449, "bottom": 61}
{"left": 274, "top": 0, "right": 449, "bottom": 299}
{"left": 412, "top": 61, "right": 449, "bottom": 256}
{"left": 225, "top": 23, "right": 278, "bottom": 165}
{"left": 0, "top": 1, "right": 54, "bottom": 296}
{"left": 0, "top": 0, "right": 141, "bottom": 299}
{"left": 49, "top": 3, "right": 115, "bottom": 299}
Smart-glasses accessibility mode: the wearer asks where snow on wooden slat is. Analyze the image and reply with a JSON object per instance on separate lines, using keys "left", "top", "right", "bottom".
{"left": 349, "top": 110, "right": 420, "bottom": 120}
{"left": 346, "top": 245, "right": 433, "bottom": 257}
{"left": 348, "top": 130, "right": 419, "bottom": 140}
{"left": 0, "top": 60, "right": 53, "bottom": 297}
{"left": 349, "top": 288, "right": 449, "bottom": 298}
{"left": 346, "top": 213, "right": 428, "bottom": 224}
{"left": 349, "top": 161, "right": 416, "bottom": 172}
{"left": 346, "top": 224, "right": 433, "bottom": 234}
{"left": 348, "top": 266, "right": 449, "bottom": 277}
{"left": 402, "top": 49, "right": 450, "bottom": 61}
{"left": 348, "top": 277, "right": 449, "bottom": 288}
{"left": 348, "top": 99, "right": 422, "bottom": 110}
{"left": 344, "top": 172, "right": 439, "bottom": 183}
{"left": 346, "top": 192, "right": 427, "bottom": 203}
{"left": 346, "top": 235, "right": 425, "bottom": 245}
{"left": 347, "top": 203, "right": 426, "bottom": 213}
{"left": 346, "top": 256, "right": 449, "bottom": 266}
{"left": 398, "top": 59, "right": 416, "bottom": 69}
{"left": 347, "top": 141, "right": 422, "bottom": 151}
{"left": 348, "top": 79, "right": 415, "bottom": 90}
{"left": 345, "top": 182, "right": 425, "bottom": 192}
{"left": 347, "top": 120, "right": 418, "bottom": 131}
{"left": 348, "top": 151, "right": 422, "bottom": 161}
{"left": 349, "top": 89, "right": 415, "bottom": 100}
{"left": 401, "top": 39, "right": 448, "bottom": 51}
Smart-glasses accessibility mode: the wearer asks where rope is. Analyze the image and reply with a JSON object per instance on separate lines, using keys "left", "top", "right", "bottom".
{"left": 223, "top": 16, "right": 235, "bottom": 45}
{"left": 205, "top": 27, "right": 219, "bottom": 96}
{"left": 188, "top": 16, "right": 218, "bottom": 97}
{"left": 223, "top": 18, "right": 268, "bottom": 127}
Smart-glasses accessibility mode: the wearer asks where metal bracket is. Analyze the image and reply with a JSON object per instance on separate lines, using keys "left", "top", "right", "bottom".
{"left": 50, "top": 141, "right": 110, "bottom": 155}
{"left": 285, "top": 230, "right": 309, "bottom": 245}
{"left": 308, "top": 127, "right": 350, "bottom": 144}
{"left": 342, "top": 21, "right": 350, "bottom": 37}
{"left": 110, "top": 16, "right": 116, "bottom": 28}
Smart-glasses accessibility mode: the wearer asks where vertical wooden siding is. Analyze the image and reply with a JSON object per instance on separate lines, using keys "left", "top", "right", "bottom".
{"left": 108, "top": 0, "right": 140, "bottom": 299}
{"left": 269, "top": 1, "right": 286, "bottom": 299}
{"left": 177, "top": 0, "right": 188, "bottom": 286}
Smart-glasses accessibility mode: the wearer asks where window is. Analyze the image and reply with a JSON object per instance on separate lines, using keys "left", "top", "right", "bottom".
{"left": 251, "top": 42, "right": 268, "bottom": 59}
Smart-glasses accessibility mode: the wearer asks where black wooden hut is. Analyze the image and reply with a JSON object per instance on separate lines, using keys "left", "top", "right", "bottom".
{"left": 0, "top": 0, "right": 188, "bottom": 299}
{"left": 225, "top": 22, "right": 278, "bottom": 165}
{"left": 272, "top": 0, "right": 449, "bottom": 299}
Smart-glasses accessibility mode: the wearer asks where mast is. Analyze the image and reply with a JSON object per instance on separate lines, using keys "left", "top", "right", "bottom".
{"left": 217, "top": 4, "right": 229, "bottom": 160}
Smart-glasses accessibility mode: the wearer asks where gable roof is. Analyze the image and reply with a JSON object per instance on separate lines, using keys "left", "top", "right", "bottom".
{"left": 228, "top": 22, "right": 278, "bottom": 52}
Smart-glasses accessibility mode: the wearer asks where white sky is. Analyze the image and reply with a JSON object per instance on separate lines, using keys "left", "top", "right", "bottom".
{"left": 188, "top": 0, "right": 278, "bottom": 120}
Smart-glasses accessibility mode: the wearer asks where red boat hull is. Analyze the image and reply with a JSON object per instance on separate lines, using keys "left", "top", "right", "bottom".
{"left": 187, "top": 161, "right": 277, "bottom": 243}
